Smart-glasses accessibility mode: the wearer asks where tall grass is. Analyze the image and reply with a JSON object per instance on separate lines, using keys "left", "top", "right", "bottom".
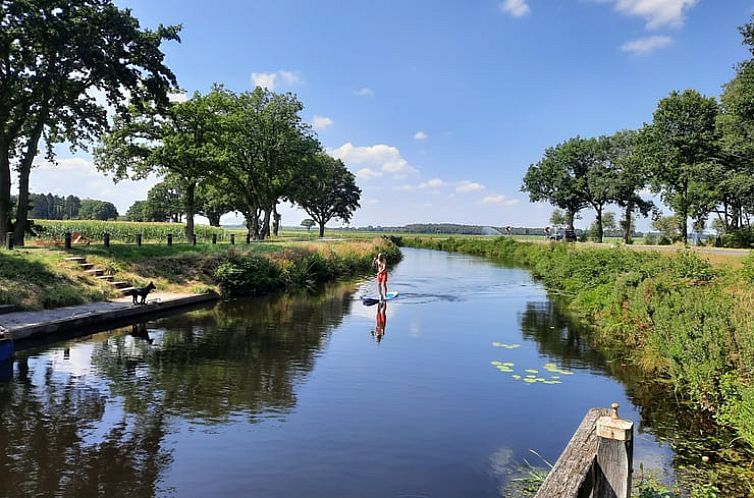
{"left": 401, "top": 236, "right": 754, "bottom": 453}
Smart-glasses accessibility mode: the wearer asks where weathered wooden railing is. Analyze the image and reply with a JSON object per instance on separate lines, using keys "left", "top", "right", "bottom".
{"left": 535, "top": 403, "right": 634, "bottom": 498}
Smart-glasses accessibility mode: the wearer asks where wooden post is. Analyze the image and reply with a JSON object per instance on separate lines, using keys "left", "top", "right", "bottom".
{"left": 64, "top": 232, "right": 72, "bottom": 249}
{"left": 5, "top": 232, "right": 13, "bottom": 250}
{"left": 136, "top": 233, "right": 142, "bottom": 247}
{"left": 212, "top": 234, "right": 217, "bottom": 245}
{"left": 167, "top": 234, "right": 173, "bottom": 247}
{"left": 192, "top": 234, "right": 197, "bottom": 246}
{"left": 230, "top": 234, "right": 235, "bottom": 245}
{"left": 103, "top": 233, "right": 110, "bottom": 248}
{"left": 246, "top": 233, "right": 251, "bottom": 244}
{"left": 595, "top": 403, "right": 633, "bottom": 498}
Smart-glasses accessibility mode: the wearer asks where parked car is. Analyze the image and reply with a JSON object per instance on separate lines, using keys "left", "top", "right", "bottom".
{"left": 549, "top": 228, "right": 576, "bottom": 242}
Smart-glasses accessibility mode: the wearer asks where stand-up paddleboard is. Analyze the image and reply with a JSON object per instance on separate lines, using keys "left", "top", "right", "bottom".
{"left": 361, "top": 291, "right": 399, "bottom": 306}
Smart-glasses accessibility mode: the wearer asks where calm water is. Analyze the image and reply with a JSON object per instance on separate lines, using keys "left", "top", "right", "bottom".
{"left": 0, "top": 248, "right": 675, "bottom": 497}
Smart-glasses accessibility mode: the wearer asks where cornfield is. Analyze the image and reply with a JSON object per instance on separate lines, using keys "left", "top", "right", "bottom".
{"left": 30, "top": 220, "right": 228, "bottom": 243}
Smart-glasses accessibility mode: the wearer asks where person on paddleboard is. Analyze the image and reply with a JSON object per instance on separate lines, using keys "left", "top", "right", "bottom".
{"left": 373, "top": 253, "right": 388, "bottom": 301}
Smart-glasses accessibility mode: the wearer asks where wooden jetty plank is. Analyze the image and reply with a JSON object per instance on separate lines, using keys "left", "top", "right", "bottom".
{"left": 534, "top": 408, "right": 610, "bottom": 498}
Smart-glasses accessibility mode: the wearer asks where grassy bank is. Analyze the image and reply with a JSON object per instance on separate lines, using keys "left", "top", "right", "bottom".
{"left": 0, "top": 238, "right": 400, "bottom": 310}
{"left": 401, "top": 236, "right": 754, "bottom": 493}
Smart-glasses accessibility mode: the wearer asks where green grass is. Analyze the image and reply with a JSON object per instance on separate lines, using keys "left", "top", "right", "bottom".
{"left": 0, "top": 237, "right": 400, "bottom": 310}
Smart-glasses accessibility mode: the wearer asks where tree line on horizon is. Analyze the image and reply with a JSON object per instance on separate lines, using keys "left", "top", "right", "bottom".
{"left": 522, "top": 14, "right": 754, "bottom": 247}
{"left": 0, "top": 0, "right": 361, "bottom": 246}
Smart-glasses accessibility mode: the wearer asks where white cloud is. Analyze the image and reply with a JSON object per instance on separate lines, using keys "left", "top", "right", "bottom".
{"left": 279, "top": 70, "right": 301, "bottom": 85}
{"left": 419, "top": 178, "right": 445, "bottom": 189}
{"left": 353, "top": 87, "right": 374, "bottom": 97}
{"left": 621, "top": 35, "right": 673, "bottom": 54}
{"left": 394, "top": 184, "right": 416, "bottom": 192}
{"left": 355, "top": 168, "right": 383, "bottom": 179}
{"left": 613, "top": 0, "right": 698, "bottom": 29}
{"left": 251, "top": 70, "right": 301, "bottom": 90}
{"left": 331, "top": 142, "right": 417, "bottom": 176}
{"left": 481, "top": 194, "right": 520, "bottom": 206}
{"left": 456, "top": 180, "right": 485, "bottom": 193}
{"left": 499, "top": 0, "right": 530, "bottom": 17}
{"left": 311, "top": 115, "right": 334, "bottom": 131}
{"left": 414, "top": 131, "right": 428, "bottom": 141}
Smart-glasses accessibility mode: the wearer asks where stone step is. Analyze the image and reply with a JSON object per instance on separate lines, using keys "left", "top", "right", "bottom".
{"left": 95, "top": 275, "right": 114, "bottom": 281}
{"left": 65, "top": 257, "right": 86, "bottom": 262}
{"left": 78, "top": 263, "right": 95, "bottom": 270}
{"left": 110, "top": 281, "right": 131, "bottom": 288}
{"left": 84, "top": 269, "right": 104, "bottom": 276}
{"left": 119, "top": 287, "right": 137, "bottom": 294}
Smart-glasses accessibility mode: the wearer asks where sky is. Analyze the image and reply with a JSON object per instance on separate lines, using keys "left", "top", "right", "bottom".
{"left": 27, "top": 0, "right": 754, "bottom": 229}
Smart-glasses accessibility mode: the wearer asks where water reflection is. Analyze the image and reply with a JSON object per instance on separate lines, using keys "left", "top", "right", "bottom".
{"left": 371, "top": 301, "right": 387, "bottom": 343}
{"left": 0, "top": 284, "right": 355, "bottom": 498}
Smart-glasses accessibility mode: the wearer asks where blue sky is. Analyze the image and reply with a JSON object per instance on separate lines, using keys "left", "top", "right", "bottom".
{"left": 30, "top": 1, "right": 752, "bottom": 229}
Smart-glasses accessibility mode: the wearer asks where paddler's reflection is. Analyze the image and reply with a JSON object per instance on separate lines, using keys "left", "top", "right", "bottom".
{"left": 371, "top": 300, "right": 387, "bottom": 343}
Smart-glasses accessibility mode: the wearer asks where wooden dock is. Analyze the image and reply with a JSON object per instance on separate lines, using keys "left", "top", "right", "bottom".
{"left": 0, "top": 292, "right": 218, "bottom": 342}
{"left": 535, "top": 403, "right": 634, "bottom": 498}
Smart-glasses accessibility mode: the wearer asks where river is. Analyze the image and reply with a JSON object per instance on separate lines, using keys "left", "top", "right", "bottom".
{"left": 0, "top": 247, "right": 676, "bottom": 497}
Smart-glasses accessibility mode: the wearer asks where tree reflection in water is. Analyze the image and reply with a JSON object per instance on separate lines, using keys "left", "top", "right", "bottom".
{"left": 0, "top": 283, "right": 355, "bottom": 497}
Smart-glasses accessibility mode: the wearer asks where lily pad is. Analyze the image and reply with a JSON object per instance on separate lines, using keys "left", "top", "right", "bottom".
{"left": 512, "top": 375, "right": 522, "bottom": 380}
{"left": 525, "top": 369, "right": 538, "bottom": 374}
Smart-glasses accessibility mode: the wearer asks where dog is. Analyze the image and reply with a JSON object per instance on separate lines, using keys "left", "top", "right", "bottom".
{"left": 126, "top": 282, "right": 156, "bottom": 305}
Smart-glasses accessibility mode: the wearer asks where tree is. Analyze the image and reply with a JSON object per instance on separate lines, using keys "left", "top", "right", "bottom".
{"left": 125, "top": 201, "right": 153, "bottom": 222}
{"left": 79, "top": 199, "right": 118, "bottom": 220}
{"left": 220, "top": 87, "right": 320, "bottom": 240}
{"left": 301, "top": 219, "right": 315, "bottom": 232}
{"left": 643, "top": 90, "right": 719, "bottom": 244}
{"left": 1, "top": 0, "right": 180, "bottom": 245}
{"left": 96, "top": 90, "right": 226, "bottom": 239}
{"left": 603, "top": 130, "right": 653, "bottom": 244}
{"left": 523, "top": 137, "right": 613, "bottom": 242}
{"left": 63, "top": 195, "right": 81, "bottom": 219}
{"left": 652, "top": 215, "right": 682, "bottom": 242}
{"left": 292, "top": 153, "right": 361, "bottom": 238}
{"left": 196, "top": 179, "right": 236, "bottom": 227}
{"left": 549, "top": 209, "right": 567, "bottom": 226}
{"left": 146, "top": 179, "right": 184, "bottom": 223}
{"left": 522, "top": 139, "right": 588, "bottom": 232}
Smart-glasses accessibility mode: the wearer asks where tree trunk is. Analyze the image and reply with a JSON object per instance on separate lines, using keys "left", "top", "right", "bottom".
{"left": 319, "top": 221, "right": 325, "bottom": 238}
{"left": 207, "top": 213, "right": 221, "bottom": 227}
{"left": 259, "top": 208, "right": 272, "bottom": 240}
{"left": 183, "top": 178, "right": 197, "bottom": 240}
{"left": 13, "top": 115, "right": 46, "bottom": 246}
{"left": 623, "top": 204, "right": 632, "bottom": 245}
{"left": 273, "top": 205, "right": 280, "bottom": 237}
{"left": 594, "top": 207, "right": 604, "bottom": 243}
{"left": 0, "top": 141, "right": 11, "bottom": 246}
{"left": 566, "top": 209, "right": 575, "bottom": 232}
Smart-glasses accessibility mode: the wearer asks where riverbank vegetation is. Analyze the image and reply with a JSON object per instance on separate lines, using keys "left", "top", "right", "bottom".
{"left": 402, "top": 236, "right": 754, "bottom": 494}
{"left": 0, "top": 238, "right": 399, "bottom": 310}
{"left": 523, "top": 15, "right": 754, "bottom": 248}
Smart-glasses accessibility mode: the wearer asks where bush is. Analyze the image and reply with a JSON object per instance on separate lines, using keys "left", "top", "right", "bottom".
{"left": 717, "top": 229, "right": 754, "bottom": 248}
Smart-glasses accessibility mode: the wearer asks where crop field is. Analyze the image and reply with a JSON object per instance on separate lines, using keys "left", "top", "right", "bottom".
{"left": 29, "top": 220, "right": 228, "bottom": 244}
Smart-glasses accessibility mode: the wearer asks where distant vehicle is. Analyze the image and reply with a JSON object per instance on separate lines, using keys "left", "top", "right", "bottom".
{"left": 549, "top": 227, "right": 576, "bottom": 242}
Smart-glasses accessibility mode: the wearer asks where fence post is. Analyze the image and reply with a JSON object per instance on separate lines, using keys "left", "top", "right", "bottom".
{"left": 5, "top": 232, "right": 13, "bottom": 250}
{"left": 136, "top": 233, "right": 142, "bottom": 247}
{"left": 246, "top": 233, "right": 251, "bottom": 245}
{"left": 64, "top": 232, "right": 72, "bottom": 249}
{"left": 167, "top": 234, "right": 173, "bottom": 247}
{"left": 192, "top": 234, "right": 197, "bottom": 246}
{"left": 212, "top": 234, "right": 217, "bottom": 245}
{"left": 230, "top": 234, "right": 235, "bottom": 245}
{"left": 103, "top": 233, "right": 110, "bottom": 248}
{"left": 595, "top": 403, "right": 633, "bottom": 498}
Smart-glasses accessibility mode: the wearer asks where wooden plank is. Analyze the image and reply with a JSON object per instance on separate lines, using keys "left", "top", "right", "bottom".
{"left": 534, "top": 408, "right": 610, "bottom": 498}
